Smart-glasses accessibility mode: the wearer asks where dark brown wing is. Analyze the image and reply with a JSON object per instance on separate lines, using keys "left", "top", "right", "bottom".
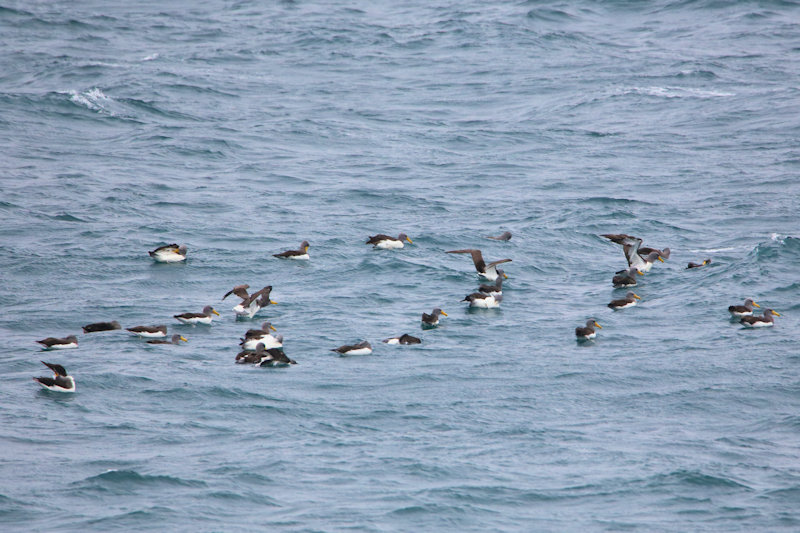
{"left": 366, "top": 234, "right": 394, "bottom": 245}
{"left": 223, "top": 284, "right": 250, "bottom": 301}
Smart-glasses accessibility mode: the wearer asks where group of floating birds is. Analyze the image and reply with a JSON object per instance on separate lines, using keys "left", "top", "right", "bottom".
{"left": 31, "top": 233, "right": 781, "bottom": 392}
{"left": 573, "top": 233, "right": 781, "bottom": 341}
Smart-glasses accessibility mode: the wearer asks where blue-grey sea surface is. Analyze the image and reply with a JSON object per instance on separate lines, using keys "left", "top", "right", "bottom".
{"left": 2, "top": 0, "right": 799, "bottom": 531}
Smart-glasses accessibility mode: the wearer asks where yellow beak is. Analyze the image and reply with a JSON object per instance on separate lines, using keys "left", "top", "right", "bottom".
{"left": 773, "top": 311, "right": 781, "bottom": 316}
{"left": 406, "top": 237, "right": 413, "bottom": 243}
{"left": 594, "top": 322, "right": 602, "bottom": 329}
{"left": 270, "top": 300, "right": 278, "bottom": 305}
{"left": 658, "top": 256, "right": 665, "bottom": 262}
{"left": 212, "top": 309, "right": 220, "bottom": 316}
{"left": 440, "top": 311, "right": 448, "bottom": 316}
{"left": 270, "top": 325, "right": 277, "bottom": 331}
{"left": 633, "top": 293, "right": 641, "bottom": 299}
{"left": 503, "top": 272, "right": 509, "bottom": 279}
{"left": 636, "top": 270, "right": 644, "bottom": 275}
{"left": 180, "top": 336, "right": 188, "bottom": 342}
{"left": 753, "top": 302, "right": 761, "bottom": 308}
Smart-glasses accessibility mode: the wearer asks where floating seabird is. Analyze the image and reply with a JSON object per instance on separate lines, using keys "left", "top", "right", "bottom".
{"left": 35, "top": 335, "right": 78, "bottom": 350}
{"left": 260, "top": 348, "right": 297, "bottom": 367}
{"left": 147, "top": 334, "right": 187, "bottom": 345}
{"left": 331, "top": 340, "right": 373, "bottom": 356}
{"left": 575, "top": 319, "right": 602, "bottom": 341}
{"left": 174, "top": 305, "right": 220, "bottom": 325}
{"left": 462, "top": 292, "right": 502, "bottom": 308}
{"left": 612, "top": 267, "right": 643, "bottom": 288}
{"left": 149, "top": 243, "right": 187, "bottom": 263}
{"left": 687, "top": 259, "right": 711, "bottom": 269}
{"left": 740, "top": 309, "right": 781, "bottom": 328}
{"left": 273, "top": 241, "right": 310, "bottom": 260}
{"left": 366, "top": 233, "right": 412, "bottom": 249}
{"left": 608, "top": 291, "right": 641, "bottom": 310}
{"left": 602, "top": 234, "right": 667, "bottom": 272}
{"left": 82, "top": 321, "right": 121, "bottom": 333}
{"left": 421, "top": 308, "right": 447, "bottom": 327}
{"left": 478, "top": 271, "right": 504, "bottom": 296}
{"left": 239, "top": 322, "right": 282, "bottom": 350}
{"left": 33, "top": 361, "right": 75, "bottom": 392}
{"left": 728, "top": 298, "right": 760, "bottom": 318}
{"left": 236, "top": 343, "right": 273, "bottom": 364}
{"left": 383, "top": 334, "right": 422, "bottom": 345}
{"left": 125, "top": 325, "right": 167, "bottom": 338}
{"left": 486, "top": 231, "right": 512, "bottom": 241}
{"left": 446, "top": 249, "right": 511, "bottom": 281}
{"left": 223, "top": 285, "right": 277, "bottom": 319}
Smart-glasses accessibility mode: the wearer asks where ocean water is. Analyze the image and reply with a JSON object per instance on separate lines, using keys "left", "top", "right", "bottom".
{"left": 2, "top": 0, "right": 800, "bottom": 530}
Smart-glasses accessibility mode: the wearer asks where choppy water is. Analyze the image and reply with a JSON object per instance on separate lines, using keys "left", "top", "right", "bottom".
{"left": 2, "top": 1, "right": 800, "bottom": 531}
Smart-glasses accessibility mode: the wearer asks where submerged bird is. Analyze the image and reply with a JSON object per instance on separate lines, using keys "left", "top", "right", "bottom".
{"left": 687, "top": 259, "right": 711, "bottom": 269}
{"left": 421, "top": 308, "right": 447, "bottom": 327}
{"left": 740, "top": 309, "right": 781, "bottom": 328}
{"left": 366, "top": 233, "right": 412, "bottom": 249}
{"left": 728, "top": 298, "right": 760, "bottom": 318}
{"left": 239, "top": 322, "right": 282, "bottom": 350}
{"left": 612, "top": 267, "right": 643, "bottom": 288}
{"left": 273, "top": 240, "right": 310, "bottom": 260}
{"left": 174, "top": 305, "right": 220, "bottom": 325}
{"left": 147, "top": 334, "right": 188, "bottom": 345}
{"left": 331, "top": 340, "right": 373, "bottom": 356}
{"left": 462, "top": 292, "right": 502, "bottom": 308}
{"left": 608, "top": 291, "right": 641, "bottom": 310}
{"left": 602, "top": 234, "right": 667, "bottom": 272}
{"left": 33, "top": 361, "right": 75, "bottom": 392}
{"left": 125, "top": 325, "right": 167, "bottom": 338}
{"left": 223, "top": 285, "right": 277, "bottom": 319}
{"left": 35, "top": 335, "right": 78, "bottom": 350}
{"left": 82, "top": 321, "right": 121, "bottom": 333}
{"left": 478, "top": 271, "right": 504, "bottom": 296}
{"left": 446, "top": 249, "right": 511, "bottom": 281}
{"left": 575, "top": 319, "right": 602, "bottom": 341}
{"left": 486, "top": 231, "right": 512, "bottom": 241}
{"left": 149, "top": 243, "right": 187, "bottom": 263}
{"left": 383, "top": 334, "right": 422, "bottom": 345}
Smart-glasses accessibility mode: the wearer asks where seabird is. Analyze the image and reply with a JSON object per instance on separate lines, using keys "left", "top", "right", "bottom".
{"left": 174, "top": 305, "right": 220, "bottom": 325}
{"left": 608, "top": 291, "right": 641, "bottom": 310}
{"left": 260, "top": 348, "right": 297, "bottom": 367}
{"left": 82, "top": 321, "right": 121, "bottom": 333}
{"left": 687, "top": 259, "right": 711, "bottom": 269}
{"left": 149, "top": 243, "right": 187, "bottom": 263}
{"left": 239, "top": 322, "right": 282, "bottom": 350}
{"left": 728, "top": 298, "right": 760, "bottom": 318}
{"left": 383, "top": 334, "right": 422, "bottom": 345}
{"left": 331, "top": 340, "right": 373, "bottom": 356}
{"left": 575, "top": 319, "right": 602, "bottom": 341}
{"left": 612, "top": 267, "right": 643, "bottom": 288}
{"left": 601, "top": 234, "right": 667, "bottom": 272}
{"left": 478, "top": 272, "right": 504, "bottom": 296}
{"left": 740, "top": 309, "right": 781, "bottom": 328}
{"left": 446, "top": 249, "right": 511, "bottom": 281}
{"left": 421, "top": 308, "right": 447, "bottom": 327}
{"left": 366, "top": 233, "right": 412, "bottom": 249}
{"left": 35, "top": 335, "right": 78, "bottom": 350}
{"left": 223, "top": 285, "right": 277, "bottom": 319}
{"left": 125, "top": 325, "right": 167, "bottom": 338}
{"left": 147, "top": 334, "right": 188, "bottom": 345}
{"left": 33, "top": 361, "right": 75, "bottom": 392}
{"left": 273, "top": 241, "right": 310, "bottom": 260}
{"left": 486, "top": 231, "right": 512, "bottom": 241}
{"left": 462, "top": 292, "right": 502, "bottom": 308}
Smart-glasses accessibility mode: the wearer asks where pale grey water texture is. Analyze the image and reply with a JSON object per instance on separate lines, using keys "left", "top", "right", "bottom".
{"left": 2, "top": 0, "right": 800, "bottom": 531}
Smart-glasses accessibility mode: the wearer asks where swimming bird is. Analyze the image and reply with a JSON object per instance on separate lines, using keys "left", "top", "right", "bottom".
{"left": 331, "top": 340, "right": 373, "bottom": 356}
{"left": 421, "top": 308, "right": 447, "bottom": 327}
{"left": 728, "top": 298, "right": 760, "bottom": 318}
{"left": 687, "top": 259, "right": 711, "bottom": 269}
{"left": 147, "top": 334, "right": 188, "bottom": 345}
{"left": 260, "top": 348, "right": 297, "bottom": 367}
{"left": 446, "top": 249, "right": 511, "bottom": 281}
{"left": 478, "top": 272, "right": 504, "bottom": 296}
{"left": 366, "top": 233, "right": 412, "bottom": 249}
{"left": 223, "top": 285, "right": 277, "bottom": 319}
{"left": 33, "top": 361, "right": 75, "bottom": 392}
{"left": 35, "top": 335, "right": 78, "bottom": 350}
{"left": 608, "top": 291, "right": 641, "bottom": 310}
{"left": 149, "top": 243, "right": 187, "bottom": 263}
{"left": 82, "top": 321, "right": 121, "bottom": 333}
{"left": 125, "top": 325, "right": 167, "bottom": 338}
{"left": 239, "top": 322, "right": 282, "bottom": 350}
{"left": 236, "top": 343, "right": 275, "bottom": 364}
{"left": 382, "top": 334, "right": 422, "bottom": 345}
{"left": 273, "top": 240, "right": 310, "bottom": 260}
{"left": 462, "top": 292, "right": 502, "bottom": 308}
{"left": 486, "top": 231, "right": 512, "bottom": 241}
{"left": 575, "top": 319, "right": 602, "bottom": 341}
{"left": 174, "top": 305, "right": 220, "bottom": 325}
{"left": 602, "top": 234, "right": 666, "bottom": 272}
{"left": 740, "top": 309, "right": 781, "bottom": 328}
{"left": 612, "top": 267, "right": 643, "bottom": 288}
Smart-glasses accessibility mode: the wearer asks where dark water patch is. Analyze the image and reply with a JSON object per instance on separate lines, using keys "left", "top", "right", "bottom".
{"left": 76, "top": 469, "right": 207, "bottom": 492}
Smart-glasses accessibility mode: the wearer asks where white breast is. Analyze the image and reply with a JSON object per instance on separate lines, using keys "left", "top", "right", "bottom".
{"left": 375, "top": 240, "right": 403, "bottom": 249}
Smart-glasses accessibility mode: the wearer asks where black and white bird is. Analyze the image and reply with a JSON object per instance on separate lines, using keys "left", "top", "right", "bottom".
{"left": 149, "top": 243, "right": 187, "bottom": 263}
{"left": 462, "top": 292, "right": 502, "bottom": 308}
{"left": 223, "top": 285, "right": 277, "bottom": 319}
{"left": 174, "top": 305, "right": 220, "bottom": 325}
{"left": 612, "top": 267, "right": 643, "bottom": 288}
{"left": 82, "top": 321, "right": 121, "bottom": 333}
{"left": 236, "top": 343, "right": 295, "bottom": 365}
{"left": 687, "top": 259, "right": 711, "bottom": 269}
{"left": 33, "top": 361, "right": 75, "bottom": 392}
{"left": 366, "top": 233, "right": 413, "bottom": 249}
{"left": 608, "top": 291, "right": 641, "bottom": 310}
{"left": 446, "top": 249, "right": 511, "bottom": 281}
{"left": 239, "top": 322, "right": 282, "bottom": 350}
{"left": 35, "top": 335, "right": 78, "bottom": 350}
{"left": 602, "top": 234, "right": 667, "bottom": 272}
{"left": 382, "top": 334, "right": 422, "bottom": 345}
{"left": 728, "top": 298, "right": 760, "bottom": 318}
{"left": 740, "top": 309, "right": 781, "bottom": 328}
{"left": 575, "top": 319, "right": 602, "bottom": 341}
{"left": 273, "top": 241, "right": 310, "bottom": 260}
{"left": 331, "top": 340, "right": 373, "bottom": 356}
{"left": 478, "top": 271, "right": 504, "bottom": 296}
{"left": 421, "top": 308, "right": 447, "bottom": 327}
{"left": 147, "top": 334, "right": 188, "bottom": 345}
{"left": 126, "top": 325, "right": 167, "bottom": 338}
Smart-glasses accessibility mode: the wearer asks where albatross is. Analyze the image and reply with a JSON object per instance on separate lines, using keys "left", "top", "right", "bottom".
{"left": 446, "top": 249, "right": 511, "bottom": 281}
